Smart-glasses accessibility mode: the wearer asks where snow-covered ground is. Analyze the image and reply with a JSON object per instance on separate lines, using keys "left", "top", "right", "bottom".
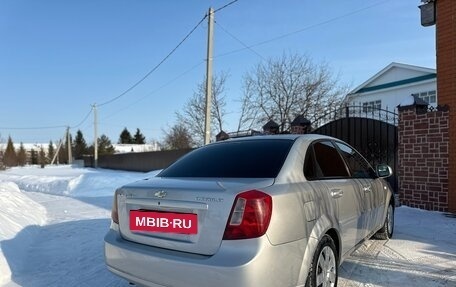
{"left": 0, "top": 166, "right": 455, "bottom": 287}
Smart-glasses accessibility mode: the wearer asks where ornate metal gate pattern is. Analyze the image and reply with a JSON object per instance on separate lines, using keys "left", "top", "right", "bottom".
{"left": 311, "top": 106, "right": 398, "bottom": 193}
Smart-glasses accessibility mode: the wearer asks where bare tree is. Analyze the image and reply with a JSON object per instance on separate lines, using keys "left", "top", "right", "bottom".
{"left": 236, "top": 80, "right": 260, "bottom": 132}
{"left": 239, "top": 53, "right": 348, "bottom": 132}
{"left": 162, "top": 125, "right": 194, "bottom": 150}
{"left": 177, "top": 73, "right": 228, "bottom": 145}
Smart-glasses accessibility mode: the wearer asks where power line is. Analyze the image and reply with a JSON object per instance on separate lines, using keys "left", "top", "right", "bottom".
{"left": 70, "top": 108, "right": 93, "bottom": 129}
{"left": 98, "top": 14, "right": 208, "bottom": 108}
{"left": 102, "top": 60, "right": 205, "bottom": 121}
{"left": 214, "top": 20, "right": 265, "bottom": 61}
{"left": 214, "top": 0, "right": 239, "bottom": 13}
{"left": 0, "top": 106, "right": 92, "bottom": 132}
{"left": 215, "top": 0, "right": 391, "bottom": 59}
{"left": 3, "top": 4, "right": 237, "bottom": 136}
{"left": 0, "top": 125, "right": 67, "bottom": 130}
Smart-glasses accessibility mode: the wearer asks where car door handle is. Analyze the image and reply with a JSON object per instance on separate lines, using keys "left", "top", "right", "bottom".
{"left": 363, "top": 186, "right": 372, "bottom": 192}
{"left": 330, "top": 189, "right": 344, "bottom": 198}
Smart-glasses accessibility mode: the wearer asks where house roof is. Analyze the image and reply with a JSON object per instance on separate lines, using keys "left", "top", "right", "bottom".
{"left": 262, "top": 120, "right": 279, "bottom": 130}
{"left": 291, "top": 115, "right": 311, "bottom": 126}
{"left": 348, "top": 62, "right": 436, "bottom": 95}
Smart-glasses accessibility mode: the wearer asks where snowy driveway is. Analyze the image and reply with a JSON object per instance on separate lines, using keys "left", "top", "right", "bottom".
{"left": 339, "top": 208, "right": 456, "bottom": 287}
{"left": 0, "top": 166, "right": 455, "bottom": 287}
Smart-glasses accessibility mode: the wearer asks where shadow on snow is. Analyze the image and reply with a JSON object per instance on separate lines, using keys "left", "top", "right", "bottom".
{"left": 1, "top": 219, "right": 129, "bottom": 287}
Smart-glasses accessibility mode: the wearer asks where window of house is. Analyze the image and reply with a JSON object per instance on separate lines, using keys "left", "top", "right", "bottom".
{"left": 412, "top": 90, "right": 437, "bottom": 104}
{"left": 362, "top": 100, "right": 381, "bottom": 112}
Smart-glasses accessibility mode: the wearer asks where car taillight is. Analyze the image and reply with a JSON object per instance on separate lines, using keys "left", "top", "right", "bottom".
{"left": 223, "top": 190, "right": 272, "bottom": 240}
{"left": 111, "top": 191, "right": 119, "bottom": 224}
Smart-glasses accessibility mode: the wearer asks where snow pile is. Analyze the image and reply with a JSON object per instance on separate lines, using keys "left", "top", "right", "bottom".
{"left": 0, "top": 181, "right": 46, "bottom": 240}
{"left": 0, "top": 165, "right": 148, "bottom": 286}
{"left": 0, "top": 165, "right": 148, "bottom": 197}
{"left": 0, "top": 181, "right": 47, "bottom": 284}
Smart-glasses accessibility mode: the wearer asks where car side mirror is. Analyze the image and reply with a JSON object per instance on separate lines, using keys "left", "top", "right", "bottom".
{"left": 376, "top": 164, "right": 392, "bottom": 178}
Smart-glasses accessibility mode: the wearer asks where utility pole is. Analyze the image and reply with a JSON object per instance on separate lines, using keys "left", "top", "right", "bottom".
{"left": 93, "top": 104, "right": 98, "bottom": 168}
{"left": 204, "top": 7, "right": 214, "bottom": 145}
{"left": 50, "top": 130, "right": 67, "bottom": 165}
{"left": 67, "top": 126, "right": 72, "bottom": 164}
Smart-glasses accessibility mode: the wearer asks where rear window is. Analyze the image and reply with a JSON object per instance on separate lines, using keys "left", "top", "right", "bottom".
{"left": 159, "top": 139, "right": 293, "bottom": 178}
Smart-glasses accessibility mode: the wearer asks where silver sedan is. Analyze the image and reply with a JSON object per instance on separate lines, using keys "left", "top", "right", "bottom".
{"left": 105, "top": 134, "right": 394, "bottom": 287}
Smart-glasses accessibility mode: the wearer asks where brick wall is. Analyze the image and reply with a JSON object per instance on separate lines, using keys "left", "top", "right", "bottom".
{"left": 436, "top": 0, "right": 456, "bottom": 212}
{"left": 398, "top": 106, "right": 450, "bottom": 211}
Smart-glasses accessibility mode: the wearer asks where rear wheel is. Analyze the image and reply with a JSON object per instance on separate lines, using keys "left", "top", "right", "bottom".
{"left": 374, "top": 203, "right": 394, "bottom": 240}
{"left": 305, "top": 234, "right": 338, "bottom": 287}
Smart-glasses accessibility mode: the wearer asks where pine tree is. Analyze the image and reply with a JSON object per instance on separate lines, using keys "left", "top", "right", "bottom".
{"left": 98, "top": 134, "right": 115, "bottom": 155}
{"left": 58, "top": 134, "right": 72, "bottom": 164}
{"left": 30, "top": 149, "right": 38, "bottom": 165}
{"left": 48, "top": 141, "right": 55, "bottom": 164}
{"left": 58, "top": 140, "right": 68, "bottom": 164}
{"left": 74, "top": 130, "right": 88, "bottom": 159}
{"left": 119, "top": 128, "right": 133, "bottom": 144}
{"left": 39, "top": 146, "right": 46, "bottom": 168}
{"left": 3, "top": 136, "right": 18, "bottom": 167}
{"left": 17, "top": 142, "right": 27, "bottom": 166}
{"left": 133, "top": 128, "right": 146, "bottom": 144}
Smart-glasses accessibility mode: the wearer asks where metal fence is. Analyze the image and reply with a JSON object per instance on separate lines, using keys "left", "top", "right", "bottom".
{"left": 83, "top": 149, "right": 194, "bottom": 172}
{"left": 312, "top": 106, "right": 398, "bottom": 193}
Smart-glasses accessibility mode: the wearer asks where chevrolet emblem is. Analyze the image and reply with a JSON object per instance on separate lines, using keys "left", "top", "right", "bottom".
{"left": 154, "top": 190, "right": 167, "bottom": 198}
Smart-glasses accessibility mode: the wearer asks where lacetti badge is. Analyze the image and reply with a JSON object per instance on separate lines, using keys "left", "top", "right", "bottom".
{"left": 154, "top": 190, "right": 167, "bottom": 198}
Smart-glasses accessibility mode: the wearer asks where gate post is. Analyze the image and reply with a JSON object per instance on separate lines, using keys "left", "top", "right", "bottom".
{"left": 397, "top": 100, "right": 450, "bottom": 211}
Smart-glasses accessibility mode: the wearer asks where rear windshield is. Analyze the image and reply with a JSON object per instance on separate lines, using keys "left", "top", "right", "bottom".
{"left": 159, "top": 139, "right": 293, "bottom": 178}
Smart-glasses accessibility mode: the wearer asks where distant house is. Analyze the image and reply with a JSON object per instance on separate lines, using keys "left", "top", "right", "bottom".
{"left": 345, "top": 62, "right": 437, "bottom": 111}
{"left": 113, "top": 142, "right": 160, "bottom": 153}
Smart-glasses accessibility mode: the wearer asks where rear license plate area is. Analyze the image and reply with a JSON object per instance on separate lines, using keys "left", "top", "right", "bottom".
{"left": 129, "top": 210, "right": 198, "bottom": 234}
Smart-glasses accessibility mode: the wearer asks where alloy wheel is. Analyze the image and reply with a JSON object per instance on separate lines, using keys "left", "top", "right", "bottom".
{"left": 316, "top": 246, "right": 337, "bottom": 287}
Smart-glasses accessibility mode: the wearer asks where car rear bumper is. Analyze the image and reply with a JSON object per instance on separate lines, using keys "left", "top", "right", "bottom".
{"left": 104, "top": 225, "right": 309, "bottom": 287}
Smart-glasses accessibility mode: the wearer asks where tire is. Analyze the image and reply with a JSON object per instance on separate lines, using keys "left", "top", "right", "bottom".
{"left": 305, "top": 234, "right": 338, "bottom": 287}
{"left": 373, "top": 203, "right": 394, "bottom": 240}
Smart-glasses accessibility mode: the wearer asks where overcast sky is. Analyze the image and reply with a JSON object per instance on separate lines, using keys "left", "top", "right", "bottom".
{"left": 0, "top": 0, "right": 435, "bottom": 144}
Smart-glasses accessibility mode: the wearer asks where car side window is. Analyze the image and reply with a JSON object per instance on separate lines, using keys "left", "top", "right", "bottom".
{"left": 304, "top": 145, "right": 322, "bottom": 180}
{"left": 305, "top": 141, "right": 349, "bottom": 179}
{"left": 334, "top": 142, "right": 376, "bottom": 178}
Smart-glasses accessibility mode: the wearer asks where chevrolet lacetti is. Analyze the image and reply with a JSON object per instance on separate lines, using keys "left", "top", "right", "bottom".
{"left": 104, "top": 134, "right": 395, "bottom": 287}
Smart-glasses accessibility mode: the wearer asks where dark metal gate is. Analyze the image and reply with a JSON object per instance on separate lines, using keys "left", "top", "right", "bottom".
{"left": 311, "top": 106, "right": 398, "bottom": 193}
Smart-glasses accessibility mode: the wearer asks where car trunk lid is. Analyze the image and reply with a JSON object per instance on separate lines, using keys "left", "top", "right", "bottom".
{"left": 117, "top": 177, "right": 274, "bottom": 255}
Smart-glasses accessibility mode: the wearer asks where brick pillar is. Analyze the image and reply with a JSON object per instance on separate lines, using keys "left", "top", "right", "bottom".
{"left": 436, "top": 0, "right": 456, "bottom": 212}
{"left": 398, "top": 105, "right": 450, "bottom": 211}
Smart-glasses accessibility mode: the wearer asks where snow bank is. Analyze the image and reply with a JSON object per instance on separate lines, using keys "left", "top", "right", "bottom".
{"left": 0, "top": 181, "right": 46, "bottom": 240}
{"left": 0, "top": 165, "right": 149, "bottom": 197}
{"left": 0, "top": 165, "right": 148, "bottom": 285}
{"left": 0, "top": 181, "right": 46, "bottom": 285}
